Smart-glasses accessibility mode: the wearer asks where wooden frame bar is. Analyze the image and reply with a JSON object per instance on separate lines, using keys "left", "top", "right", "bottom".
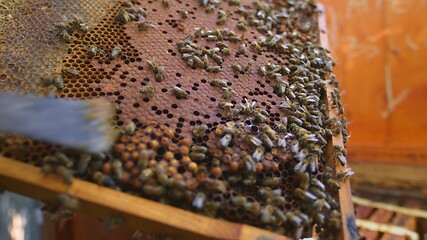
{"left": 0, "top": 156, "right": 289, "bottom": 240}
{"left": 318, "top": 3, "right": 357, "bottom": 240}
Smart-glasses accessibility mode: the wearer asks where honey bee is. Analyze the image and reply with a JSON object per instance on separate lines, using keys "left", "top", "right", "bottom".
{"left": 216, "top": 16, "right": 228, "bottom": 25}
{"left": 136, "top": 7, "right": 147, "bottom": 18}
{"left": 252, "top": 108, "right": 268, "bottom": 123}
{"left": 228, "top": 34, "right": 242, "bottom": 43}
{"left": 202, "top": 54, "right": 209, "bottom": 67}
{"left": 55, "top": 152, "right": 73, "bottom": 168}
{"left": 136, "top": 20, "right": 155, "bottom": 31}
{"left": 206, "top": 179, "right": 227, "bottom": 193}
{"left": 220, "top": 134, "right": 232, "bottom": 147}
{"left": 334, "top": 145, "right": 347, "bottom": 165}
{"left": 236, "top": 43, "right": 246, "bottom": 55}
{"left": 337, "top": 167, "right": 355, "bottom": 181}
{"left": 232, "top": 63, "right": 242, "bottom": 73}
{"left": 273, "top": 80, "right": 286, "bottom": 96}
{"left": 137, "top": 150, "right": 149, "bottom": 168}
{"left": 311, "top": 178, "right": 326, "bottom": 191}
{"left": 58, "top": 194, "right": 80, "bottom": 209}
{"left": 111, "top": 160, "right": 124, "bottom": 179}
{"left": 115, "top": 8, "right": 132, "bottom": 23}
{"left": 155, "top": 73, "right": 164, "bottom": 82}
{"left": 193, "top": 55, "right": 204, "bottom": 68}
{"left": 310, "top": 187, "right": 326, "bottom": 199}
{"left": 140, "top": 84, "right": 156, "bottom": 95}
{"left": 110, "top": 45, "right": 122, "bottom": 59}
{"left": 215, "top": 42, "right": 227, "bottom": 49}
{"left": 191, "top": 145, "right": 208, "bottom": 153}
{"left": 146, "top": 60, "right": 164, "bottom": 74}
{"left": 260, "top": 124, "right": 276, "bottom": 139}
{"left": 62, "top": 67, "right": 78, "bottom": 76}
{"left": 218, "top": 101, "right": 233, "bottom": 109}
{"left": 326, "top": 178, "right": 341, "bottom": 191}
{"left": 247, "top": 135, "right": 262, "bottom": 147}
{"left": 181, "top": 10, "right": 189, "bottom": 19}
{"left": 206, "top": 35, "right": 218, "bottom": 41}
{"left": 172, "top": 86, "right": 189, "bottom": 99}
{"left": 230, "top": 196, "right": 246, "bottom": 207}
{"left": 60, "top": 29, "right": 72, "bottom": 42}
{"left": 77, "top": 154, "right": 91, "bottom": 175}
{"left": 192, "top": 192, "right": 206, "bottom": 209}
{"left": 53, "top": 75, "right": 64, "bottom": 89}
{"left": 187, "top": 58, "right": 195, "bottom": 67}
{"left": 143, "top": 185, "right": 165, "bottom": 196}
{"left": 222, "top": 86, "right": 235, "bottom": 99}
{"left": 244, "top": 201, "right": 260, "bottom": 214}
{"left": 206, "top": 65, "right": 221, "bottom": 73}
{"left": 250, "top": 41, "right": 262, "bottom": 53}
{"left": 285, "top": 211, "right": 303, "bottom": 226}
{"left": 93, "top": 171, "right": 115, "bottom": 187}
{"left": 295, "top": 148, "right": 309, "bottom": 162}
{"left": 78, "top": 22, "right": 89, "bottom": 31}
{"left": 189, "top": 152, "right": 206, "bottom": 161}
{"left": 228, "top": 0, "right": 240, "bottom": 5}
{"left": 87, "top": 45, "right": 98, "bottom": 57}
{"left": 41, "top": 164, "right": 54, "bottom": 174}
{"left": 139, "top": 168, "right": 154, "bottom": 182}
{"left": 162, "top": 0, "right": 170, "bottom": 7}
{"left": 124, "top": 121, "right": 136, "bottom": 135}
{"left": 205, "top": 5, "right": 215, "bottom": 13}
{"left": 252, "top": 146, "right": 264, "bottom": 161}
{"left": 212, "top": 54, "right": 223, "bottom": 64}
{"left": 56, "top": 166, "right": 73, "bottom": 184}
{"left": 260, "top": 134, "right": 273, "bottom": 150}
{"left": 241, "top": 152, "right": 255, "bottom": 172}
{"left": 294, "top": 188, "right": 317, "bottom": 202}
{"left": 258, "top": 65, "right": 267, "bottom": 76}
{"left": 122, "top": 1, "right": 133, "bottom": 8}
{"left": 211, "top": 79, "right": 228, "bottom": 87}
{"left": 260, "top": 205, "right": 274, "bottom": 224}
{"left": 221, "top": 47, "right": 230, "bottom": 55}
{"left": 243, "top": 60, "right": 254, "bottom": 73}
{"left": 236, "top": 21, "right": 247, "bottom": 31}
{"left": 325, "top": 117, "right": 342, "bottom": 135}
{"left": 192, "top": 124, "right": 208, "bottom": 137}
{"left": 261, "top": 177, "right": 281, "bottom": 187}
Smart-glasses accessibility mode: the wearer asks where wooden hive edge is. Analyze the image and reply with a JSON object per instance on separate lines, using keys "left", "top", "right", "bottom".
{"left": 0, "top": 155, "right": 289, "bottom": 240}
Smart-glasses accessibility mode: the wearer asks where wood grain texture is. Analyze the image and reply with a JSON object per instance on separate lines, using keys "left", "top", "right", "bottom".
{"left": 318, "top": 0, "right": 427, "bottom": 164}
{"left": 0, "top": 156, "right": 289, "bottom": 240}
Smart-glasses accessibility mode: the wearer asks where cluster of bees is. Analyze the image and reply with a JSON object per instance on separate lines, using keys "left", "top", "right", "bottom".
{"left": 115, "top": 1, "right": 154, "bottom": 31}
{"left": 56, "top": 14, "right": 90, "bottom": 43}
{"left": 176, "top": 28, "right": 243, "bottom": 73}
{"left": 0, "top": 0, "right": 354, "bottom": 239}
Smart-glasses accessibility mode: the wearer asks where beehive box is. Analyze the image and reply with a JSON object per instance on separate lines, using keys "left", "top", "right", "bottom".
{"left": 0, "top": 0, "right": 355, "bottom": 239}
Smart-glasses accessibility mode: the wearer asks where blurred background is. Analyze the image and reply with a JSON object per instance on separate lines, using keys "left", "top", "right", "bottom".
{"left": 319, "top": 0, "right": 427, "bottom": 239}
{"left": 318, "top": 0, "right": 427, "bottom": 197}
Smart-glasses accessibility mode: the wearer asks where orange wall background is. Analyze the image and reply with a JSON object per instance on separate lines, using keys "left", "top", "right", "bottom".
{"left": 319, "top": 0, "right": 427, "bottom": 164}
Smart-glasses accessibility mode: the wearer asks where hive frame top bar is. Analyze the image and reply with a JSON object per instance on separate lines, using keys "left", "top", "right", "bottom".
{"left": 0, "top": 155, "right": 289, "bottom": 240}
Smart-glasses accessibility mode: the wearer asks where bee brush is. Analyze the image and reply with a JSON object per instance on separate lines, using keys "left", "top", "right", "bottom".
{"left": 0, "top": 93, "right": 117, "bottom": 153}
